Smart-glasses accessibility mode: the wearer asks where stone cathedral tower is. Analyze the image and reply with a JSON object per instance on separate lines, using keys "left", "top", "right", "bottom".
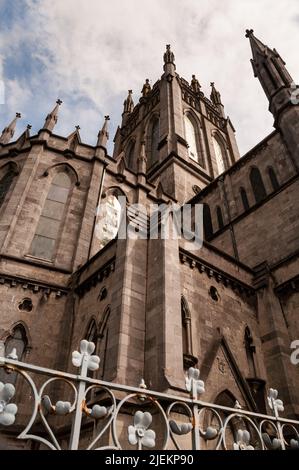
{"left": 0, "top": 30, "right": 299, "bottom": 448}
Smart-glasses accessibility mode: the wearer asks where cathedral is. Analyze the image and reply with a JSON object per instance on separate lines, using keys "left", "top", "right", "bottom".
{"left": 0, "top": 29, "right": 299, "bottom": 448}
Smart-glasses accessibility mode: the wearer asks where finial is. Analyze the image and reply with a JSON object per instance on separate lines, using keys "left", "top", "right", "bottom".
{"left": 43, "top": 100, "right": 61, "bottom": 132}
{"left": 97, "top": 114, "right": 110, "bottom": 147}
{"left": 75, "top": 125, "right": 81, "bottom": 131}
{"left": 27, "top": 124, "right": 32, "bottom": 130}
{"left": 0, "top": 113, "right": 22, "bottom": 145}
{"left": 245, "top": 29, "right": 254, "bottom": 38}
{"left": 123, "top": 90, "right": 134, "bottom": 114}
{"left": 210, "top": 82, "right": 222, "bottom": 106}
{"left": 163, "top": 44, "right": 175, "bottom": 64}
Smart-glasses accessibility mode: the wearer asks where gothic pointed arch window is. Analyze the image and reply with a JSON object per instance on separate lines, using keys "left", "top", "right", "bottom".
{"left": 85, "top": 319, "right": 98, "bottom": 344}
{"left": 250, "top": 167, "right": 267, "bottom": 204}
{"left": 267, "top": 166, "right": 279, "bottom": 191}
{"left": 126, "top": 140, "right": 136, "bottom": 169}
{"left": 0, "top": 163, "right": 18, "bottom": 210}
{"left": 212, "top": 135, "right": 226, "bottom": 174}
{"left": 203, "top": 204, "right": 213, "bottom": 241}
{"left": 240, "top": 187, "right": 249, "bottom": 211}
{"left": 184, "top": 114, "right": 200, "bottom": 163}
{"left": 30, "top": 171, "right": 72, "bottom": 260}
{"left": 147, "top": 116, "right": 160, "bottom": 169}
{"left": 216, "top": 206, "right": 224, "bottom": 230}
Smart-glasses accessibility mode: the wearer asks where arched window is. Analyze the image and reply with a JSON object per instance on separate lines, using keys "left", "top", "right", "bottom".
{"left": 240, "top": 187, "right": 249, "bottom": 211}
{"left": 250, "top": 167, "right": 267, "bottom": 204}
{"left": 268, "top": 167, "right": 279, "bottom": 191}
{"left": 85, "top": 319, "right": 98, "bottom": 344}
{"left": 148, "top": 117, "right": 159, "bottom": 168}
{"left": 244, "top": 327, "right": 256, "bottom": 378}
{"left": 216, "top": 206, "right": 224, "bottom": 230}
{"left": 30, "top": 172, "right": 72, "bottom": 260}
{"left": 212, "top": 136, "right": 226, "bottom": 174}
{"left": 184, "top": 115, "right": 200, "bottom": 162}
{"left": 0, "top": 164, "right": 18, "bottom": 209}
{"left": 203, "top": 204, "right": 213, "bottom": 240}
{"left": 126, "top": 140, "right": 135, "bottom": 169}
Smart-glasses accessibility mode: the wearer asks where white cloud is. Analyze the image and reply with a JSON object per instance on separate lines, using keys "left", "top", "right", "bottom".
{"left": 1, "top": 0, "right": 299, "bottom": 155}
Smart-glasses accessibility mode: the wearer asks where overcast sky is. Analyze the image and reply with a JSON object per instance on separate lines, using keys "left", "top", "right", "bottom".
{"left": 0, "top": 0, "right": 299, "bottom": 156}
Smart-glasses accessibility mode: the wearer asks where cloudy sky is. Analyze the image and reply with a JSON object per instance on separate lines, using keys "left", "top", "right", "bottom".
{"left": 0, "top": 0, "right": 299, "bottom": 156}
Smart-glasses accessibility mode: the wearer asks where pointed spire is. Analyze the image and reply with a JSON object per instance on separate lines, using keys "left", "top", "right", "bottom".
{"left": 246, "top": 29, "right": 296, "bottom": 125}
{"left": 15, "top": 123, "right": 31, "bottom": 149}
{"left": 246, "top": 29, "right": 293, "bottom": 96}
{"left": 0, "top": 113, "right": 21, "bottom": 145}
{"left": 67, "top": 125, "right": 81, "bottom": 152}
{"left": 43, "top": 99, "right": 62, "bottom": 132}
{"left": 123, "top": 90, "right": 134, "bottom": 114}
{"left": 97, "top": 115, "right": 110, "bottom": 147}
{"left": 210, "top": 83, "right": 225, "bottom": 118}
{"left": 210, "top": 82, "right": 222, "bottom": 106}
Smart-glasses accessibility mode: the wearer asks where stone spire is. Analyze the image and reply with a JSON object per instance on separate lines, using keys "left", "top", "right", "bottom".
{"left": 0, "top": 113, "right": 21, "bottom": 145}
{"left": 123, "top": 90, "right": 134, "bottom": 114}
{"left": 210, "top": 82, "right": 225, "bottom": 118}
{"left": 245, "top": 29, "right": 293, "bottom": 111}
{"left": 210, "top": 82, "right": 222, "bottom": 106}
{"left": 97, "top": 115, "right": 110, "bottom": 147}
{"left": 246, "top": 29, "right": 299, "bottom": 165}
{"left": 43, "top": 99, "right": 62, "bottom": 132}
{"left": 122, "top": 90, "right": 134, "bottom": 126}
{"left": 163, "top": 44, "right": 176, "bottom": 74}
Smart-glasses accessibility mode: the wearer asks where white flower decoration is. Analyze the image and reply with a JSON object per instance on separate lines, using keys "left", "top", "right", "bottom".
{"left": 185, "top": 367, "right": 205, "bottom": 398}
{"left": 72, "top": 340, "right": 100, "bottom": 371}
{"left": 0, "top": 382, "right": 18, "bottom": 426}
{"left": 267, "top": 388, "right": 284, "bottom": 413}
{"left": 84, "top": 404, "right": 108, "bottom": 419}
{"left": 262, "top": 433, "right": 282, "bottom": 450}
{"left": 128, "top": 411, "right": 156, "bottom": 448}
{"left": 42, "top": 395, "right": 71, "bottom": 416}
{"left": 169, "top": 420, "right": 192, "bottom": 435}
{"left": 233, "top": 430, "right": 254, "bottom": 450}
